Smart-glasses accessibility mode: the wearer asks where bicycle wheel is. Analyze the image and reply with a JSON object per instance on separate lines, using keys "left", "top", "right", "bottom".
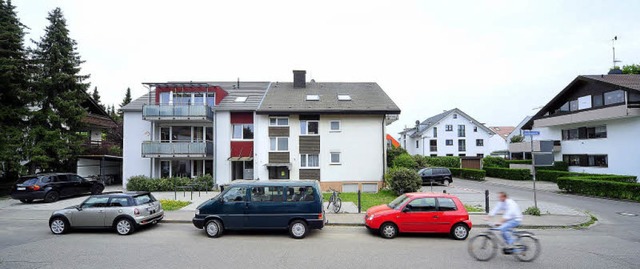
{"left": 514, "top": 235, "right": 541, "bottom": 262}
{"left": 333, "top": 197, "right": 342, "bottom": 213}
{"left": 468, "top": 234, "right": 497, "bottom": 261}
{"left": 327, "top": 195, "right": 335, "bottom": 210}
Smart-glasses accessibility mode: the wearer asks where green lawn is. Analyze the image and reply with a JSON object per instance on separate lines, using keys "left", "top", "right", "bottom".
{"left": 159, "top": 200, "right": 191, "bottom": 211}
{"left": 464, "top": 204, "right": 484, "bottom": 212}
{"left": 322, "top": 190, "right": 397, "bottom": 211}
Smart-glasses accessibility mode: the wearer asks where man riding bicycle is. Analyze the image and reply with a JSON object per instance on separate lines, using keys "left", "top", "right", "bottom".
{"left": 485, "top": 192, "right": 523, "bottom": 252}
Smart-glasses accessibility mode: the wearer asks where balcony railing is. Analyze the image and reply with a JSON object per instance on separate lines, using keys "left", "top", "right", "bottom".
{"left": 81, "top": 140, "right": 122, "bottom": 156}
{"left": 141, "top": 141, "right": 213, "bottom": 158}
{"left": 142, "top": 105, "right": 213, "bottom": 122}
{"left": 508, "top": 140, "right": 561, "bottom": 153}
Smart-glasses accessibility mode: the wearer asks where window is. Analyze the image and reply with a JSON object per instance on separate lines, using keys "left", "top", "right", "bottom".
{"left": 437, "top": 198, "right": 457, "bottom": 211}
{"left": 306, "top": 94, "right": 320, "bottom": 101}
{"left": 476, "top": 139, "right": 484, "bottom": 146}
{"left": 446, "top": 154, "right": 453, "bottom": 156}
{"left": 330, "top": 152, "right": 341, "bottom": 164}
{"left": 458, "top": 125, "right": 466, "bottom": 137}
{"left": 592, "top": 94, "right": 604, "bottom": 107}
{"left": 578, "top": 95, "right": 592, "bottom": 110}
{"left": 234, "top": 96, "right": 247, "bottom": 102}
{"left": 270, "top": 137, "right": 289, "bottom": 151}
{"left": 445, "top": 125, "right": 453, "bottom": 131}
{"left": 286, "top": 186, "right": 315, "bottom": 202}
{"left": 109, "top": 197, "right": 131, "bottom": 207}
{"left": 406, "top": 198, "right": 437, "bottom": 212}
{"left": 477, "top": 154, "right": 484, "bottom": 158}
{"left": 459, "top": 154, "right": 466, "bottom": 157}
{"left": 300, "top": 154, "right": 319, "bottom": 168}
{"left": 222, "top": 187, "right": 248, "bottom": 202}
{"left": 251, "top": 186, "right": 284, "bottom": 202}
{"left": 453, "top": 114, "right": 458, "bottom": 119}
{"left": 430, "top": 154, "right": 437, "bottom": 157}
{"left": 562, "top": 126, "right": 606, "bottom": 140}
{"left": 430, "top": 140, "right": 437, "bottom": 152}
{"left": 232, "top": 124, "right": 254, "bottom": 140}
{"left": 269, "top": 117, "right": 289, "bottom": 126}
{"left": 433, "top": 127, "right": 437, "bottom": 138}
{"left": 458, "top": 139, "right": 466, "bottom": 152}
{"left": 206, "top": 93, "right": 215, "bottom": 107}
{"left": 337, "top": 94, "right": 352, "bottom": 101}
{"left": 330, "top": 121, "right": 341, "bottom": 132}
{"left": 416, "top": 140, "right": 419, "bottom": 148}
{"left": 300, "top": 120, "right": 319, "bottom": 135}
{"left": 473, "top": 126, "right": 478, "bottom": 132}
{"left": 559, "top": 102, "right": 570, "bottom": 112}
{"left": 446, "top": 139, "right": 453, "bottom": 146}
{"left": 563, "top": 154, "right": 608, "bottom": 167}
{"left": 160, "top": 92, "right": 170, "bottom": 104}
{"left": 604, "top": 90, "right": 625, "bottom": 105}
{"left": 134, "top": 194, "right": 156, "bottom": 205}
{"left": 81, "top": 197, "right": 109, "bottom": 208}
{"left": 569, "top": 100, "right": 578, "bottom": 111}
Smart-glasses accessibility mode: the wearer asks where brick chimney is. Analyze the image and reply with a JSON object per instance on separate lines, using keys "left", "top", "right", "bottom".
{"left": 293, "top": 70, "right": 306, "bottom": 88}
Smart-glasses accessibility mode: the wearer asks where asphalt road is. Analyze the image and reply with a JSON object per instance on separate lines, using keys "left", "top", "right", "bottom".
{"left": 452, "top": 179, "right": 640, "bottom": 243}
{"left": 1, "top": 220, "right": 639, "bottom": 269}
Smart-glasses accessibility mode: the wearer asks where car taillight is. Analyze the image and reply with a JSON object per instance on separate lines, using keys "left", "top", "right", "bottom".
{"left": 28, "top": 185, "right": 41, "bottom": 191}
{"left": 134, "top": 208, "right": 140, "bottom": 216}
{"left": 318, "top": 213, "right": 323, "bottom": 220}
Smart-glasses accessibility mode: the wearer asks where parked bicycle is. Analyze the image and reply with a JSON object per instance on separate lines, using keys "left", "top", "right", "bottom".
{"left": 326, "top": 188, "right": 342, "bottom": 213}
{"left": 468, "top": 223, "right": 541, "bottom": 262}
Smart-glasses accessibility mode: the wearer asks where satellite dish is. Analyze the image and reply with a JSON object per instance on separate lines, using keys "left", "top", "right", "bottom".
{"left": 415, "top": 120, "right": 420, "bottom": 125}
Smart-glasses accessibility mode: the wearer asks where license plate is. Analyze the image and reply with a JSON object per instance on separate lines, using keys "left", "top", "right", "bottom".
{"left": 17, "top": 187, "right": 26, "bottom": 191}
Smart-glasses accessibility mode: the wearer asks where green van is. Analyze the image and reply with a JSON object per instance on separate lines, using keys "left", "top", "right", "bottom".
{"left": 193, "top": 180, "right": 325, "bottom": 239}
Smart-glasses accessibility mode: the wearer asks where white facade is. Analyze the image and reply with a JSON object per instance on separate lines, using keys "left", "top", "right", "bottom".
{"left": 122, "top": 111, "right": 152, "bottom": 186}
{"left": 401, "top": 110, "right": 503, "bottom": 157}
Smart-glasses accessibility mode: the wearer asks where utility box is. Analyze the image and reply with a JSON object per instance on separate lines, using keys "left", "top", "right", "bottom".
{"left": 533, "top": 153, "right": 554, "bottom": 167}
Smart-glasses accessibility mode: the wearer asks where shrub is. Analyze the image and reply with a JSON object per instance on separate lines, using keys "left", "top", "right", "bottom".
{"left": 413, "top": 155, "right": 428, "bottom": 169}
{"left": 506, "top": 160, "right": 531, "bottom": 165}
{"left": 450, "top": 168, "right": 486, "bottom": 181}
{"left": 537, "top": 161, "right": 568, "bottom": 172}
{"left": 126, "top": 175, "right": 153, "bottom": 191}
{"left": 510, "top": 135, "right": 524, "bottom": 143}
{"left": 426, "top": 156, "right": 460, "bottom": 168}
{"left": 126, "top": 175, "right": 214, "bottom": 192}
{"left": 557, "top": 177, "right": 640, "bottom": 201}
{"left": 392, "top": 153, "right": 418, "bottom": 170}
{"left": 387, "top": 146, "right": 408, "bottom": 168}
{"left": 536, "top": 170, "right": 637, "bottom": 183}
{"left": 483, "top": 156, "right": 508, "bottom": 168}
{"left": 387, "top": 167, "right": 422, "bottom": 195}
{"left": 484, "top": 167, "right": 531, "bottom": 180}
{"left": 524, "top": 206, "right": 541, "bottom": 216}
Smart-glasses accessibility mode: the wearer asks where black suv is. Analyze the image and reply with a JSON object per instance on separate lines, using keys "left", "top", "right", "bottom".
{"left": 418, "top": 167, "right": 453, "bottom": 186}
{"left": 10, "top": 173, "right": 105, "bottom": 203}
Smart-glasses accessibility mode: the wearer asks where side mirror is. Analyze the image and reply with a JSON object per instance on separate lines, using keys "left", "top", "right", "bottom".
{"left": 76, "top": 205, "right": 83, "bottom": 211}
{"left": 218, "top": 197, "right": 224, "bottom": 204}
{"left": 402, "top": 206, "right": 411, "bottom": 213}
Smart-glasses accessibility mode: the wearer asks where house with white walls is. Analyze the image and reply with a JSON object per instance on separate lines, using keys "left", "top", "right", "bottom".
{"left": 121, "top": 71, "right": 401, "bottom": 191}
{"left": 515, "top": 74, "right": 640, "bottom": 178}
{"left": 399, "top": 108, "right": 505, "bottom": 158}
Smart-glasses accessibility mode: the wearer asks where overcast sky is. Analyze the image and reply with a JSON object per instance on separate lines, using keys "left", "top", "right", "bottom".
{"left": 16, "top": 0, "right": 640, "bottom": 135}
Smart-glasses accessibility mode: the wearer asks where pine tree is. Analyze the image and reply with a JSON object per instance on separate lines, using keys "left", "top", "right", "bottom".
{"left": 27, "top": 7, "right": 89, "bottom": 173}
{"left": 91, "top": 86, "right": 105, "bottom": 111}
{"left": 120, "top": 87, "right": 131, "bottom": 107}
{"left": 0, "top": 0, "right": 30, "bottom": 179}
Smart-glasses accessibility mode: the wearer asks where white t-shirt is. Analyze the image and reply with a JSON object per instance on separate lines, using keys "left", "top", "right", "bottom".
{"left": 489, "top": 198, "right": 523, "bottom": 221}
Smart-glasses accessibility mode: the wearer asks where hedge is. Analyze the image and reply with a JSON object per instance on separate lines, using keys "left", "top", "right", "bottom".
{"left": 484, "top": 167, "right": 531, "bottom": 180}
{"left": 482, "top": 156, "right": 509, "bottom": 168}
{"left": 450, "top": 168, "right": 486, "bottom": 181}
{"left": 537, "top": 161, "right": 568, "bottom": 172}
{"left": 536, "top": 170, "right": 637, "bottom": 183}
{"left": 393, "top": 153, "right": 418, "bottom": 169}
{"left": 414, "top": 156, "right": 461, "bottom": 169}
{"left": 126, "top": 175, "right": 214, "bottom": 191}
{"left": 557, "top": 177, "right": 640, "bottom": 201}
{"left": 506, "top": 160, "right": 532, "bottom": 165}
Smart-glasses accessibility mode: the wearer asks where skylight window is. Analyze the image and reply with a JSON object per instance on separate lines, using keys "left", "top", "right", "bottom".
{"left": 338, "top": 94, "right": 352, "bottom": 101}
{"left": 234, "top": 96, "right": 248, "bottom": 102}
{"left": 306, "top": 95, "right": 320, "bottom": 101}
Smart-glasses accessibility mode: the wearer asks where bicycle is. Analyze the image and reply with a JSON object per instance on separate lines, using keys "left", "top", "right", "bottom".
{"left": 468, "top": 223, "right": 541, "bottom": 262}
{"left": 326, "top": 188, "right": 342, "bottom": 213}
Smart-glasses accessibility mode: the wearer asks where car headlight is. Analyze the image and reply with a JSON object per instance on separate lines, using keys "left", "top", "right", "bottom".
{"left": 195, "top": 209, "right": 200, "bottom": 215}
{"left": 367, "top": 214, "right": 375, "bottom": 221}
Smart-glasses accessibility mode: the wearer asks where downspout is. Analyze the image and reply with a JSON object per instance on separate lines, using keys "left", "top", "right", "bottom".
{"left": 381, "top": 115, "right": 386, "bottom": 185}
{"left": 211, "top": 86, "right": 217, "bottom": 189}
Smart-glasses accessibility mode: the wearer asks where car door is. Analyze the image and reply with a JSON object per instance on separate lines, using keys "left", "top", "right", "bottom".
{"left": 54, "top": 175, "right": 73, "bottom": 197}
{"left": 245, "top": 186, "right": 286, "bottom": 229}
{"left": 436, "top": 197, "right": 463, "bottom": 232}
{"left": 397, "top": 197, "right": 442, "bottom": 233}
{"left": 104, "top": 197, "right": 131, "bottom": 227}
{"left": 420, "top": 169, "right": 433, "bottom": 184}
{"left": 71, "top": 175, "right": 92, "bottom": 194}
{"left": 72, "top": 196, "right": 109, "bottom": 227}
{"left": 219, "top": 187, "right": 249, "bottom": 229}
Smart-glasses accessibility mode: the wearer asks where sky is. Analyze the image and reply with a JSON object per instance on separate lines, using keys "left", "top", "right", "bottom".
{"left": 15, "top": 0, "right": 640, "bottom": 135}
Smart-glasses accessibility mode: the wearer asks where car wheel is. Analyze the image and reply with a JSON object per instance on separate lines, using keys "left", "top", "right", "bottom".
{"left": 44, "top": 191, "right": 59, "bottom": 203}
{"left": 115, "top": 218, "right": 135, "bottom": 235}
{"left": 451, "top": 223, "right": 469, "bottom": 240}
{"left": 289, "top": 220, "right": 308, "bottom": 239}
{"left": 91, "top": 185, "right": 104, "bottom": 195}
{"left": 19, "top": 199, "right": 34, "bottom": 203}
{"left": 50, "top": 217, "right": 69, "bottom": 235}
{"left": 380, "top": 222, "right": 398, "bottom": 239}
{"left": 446, "top": 179, "right": 452, "bottom": 186}
{"left": 205, "top": 219, "right": 224, "bottom": 238}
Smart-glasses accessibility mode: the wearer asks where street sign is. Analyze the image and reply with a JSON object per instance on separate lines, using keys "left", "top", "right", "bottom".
{"left": 523, "top": 130, "right": 540, "bottom": 136}
{"left": 533, "top": 152, "right": 554, "bottom": 166}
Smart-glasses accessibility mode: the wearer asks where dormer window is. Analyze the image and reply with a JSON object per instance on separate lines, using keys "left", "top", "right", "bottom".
{"left": 338, "top": 94, "right": 352, "bottom": 101}
{"left": 306, "top": 95, "right": 320, "bottom": 101}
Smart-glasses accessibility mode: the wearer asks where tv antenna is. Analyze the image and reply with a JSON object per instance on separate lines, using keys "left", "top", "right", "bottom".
{"left": 612, "top": 36, "right": 622, "bottom": 68}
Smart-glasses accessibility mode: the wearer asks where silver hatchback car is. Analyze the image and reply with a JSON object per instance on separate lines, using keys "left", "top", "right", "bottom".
{"left": 49, "top": 192, "right": 164, "bottom": 235}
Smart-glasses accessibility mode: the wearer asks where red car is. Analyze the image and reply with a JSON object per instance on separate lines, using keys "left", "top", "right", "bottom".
{"left": 365, "top": 193, "right": 472, "bottom": 240}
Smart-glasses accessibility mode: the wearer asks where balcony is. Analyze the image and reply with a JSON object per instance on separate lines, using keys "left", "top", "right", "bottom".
{"left": 142, "top": 141, "right": 213, "bottom": 158}
{"left": 142, "top": 105, "right": 213, "bottom": 122}
{"left": 509, "top": 140, "right": 561, "bottom": 153}
{"left": 535, "top": 105, "right": 640, "bottom": 127}
{"left": 80, "top": 140, "right": 122, "bottom": 157}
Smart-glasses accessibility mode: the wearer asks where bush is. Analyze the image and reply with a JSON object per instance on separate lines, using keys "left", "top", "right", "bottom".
{"left": 450, "top": 168, "right": 486, "bottom": 181}
{"left": 126, "top": 175, "right": 214, "bottom": 191}
{"left": 483, "top": 156, "right": 509, "bottom": 168}
{"left": 387, "top": 147, "right": 408, "bottom": 168}
{"left": 536, "top": 170, "right": 637, "bottom": 183}
{"left": 423, "top": 156, "right": 460, "bottom": 168}
{"left": 524, "top": 206, "right": 541, "bottom": 216}
{"left": 413, "top": 155, "right": 428, "bottom": 169}
{"left": 484, "top": 167, "right": 531, "bottom": 180}
{"left": 506, "top": 160, "right": 531, "bottom": 165}
{"left": 387, "top": 167, "right": 422, "bottom": 195}
{"left": 557, "top": 177, "right": 640, "bottom": 201}
{"left": 392, "top": 153, "right": 418, "bottom": 170}
{"left": 537, "top": 161, "right": 568, "bottom": 172}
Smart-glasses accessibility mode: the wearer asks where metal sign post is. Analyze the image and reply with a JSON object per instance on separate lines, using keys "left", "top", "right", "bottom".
{"left": 524, "top": 130, "right": 540, "bottom": 209}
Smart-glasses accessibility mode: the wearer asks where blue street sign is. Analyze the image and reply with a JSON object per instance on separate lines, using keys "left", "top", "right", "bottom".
{"left": 523, "top": 130, "right": 540, "bottom": 136}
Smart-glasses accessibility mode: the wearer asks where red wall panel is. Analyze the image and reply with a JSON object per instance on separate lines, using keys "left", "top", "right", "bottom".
{"left": 230, "top": 112, "right": 253, "bottom": 124}
{"left": 230, "top": 141, "right": 253, "bottom": 157}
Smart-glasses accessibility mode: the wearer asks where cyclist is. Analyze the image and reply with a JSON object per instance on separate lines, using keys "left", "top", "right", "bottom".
{"left": 485, "top": 192, "right": 523, "bottom": 253}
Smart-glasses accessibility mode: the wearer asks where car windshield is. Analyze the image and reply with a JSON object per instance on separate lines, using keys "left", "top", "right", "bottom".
{"left": 134, "top": 194, "right": 156, "bottom": 205}
{"left": 388, "top": 194, "right": 411, "bottom": 209}
{"left": 418, "top": 168, "right": 427, "bottom": 174}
